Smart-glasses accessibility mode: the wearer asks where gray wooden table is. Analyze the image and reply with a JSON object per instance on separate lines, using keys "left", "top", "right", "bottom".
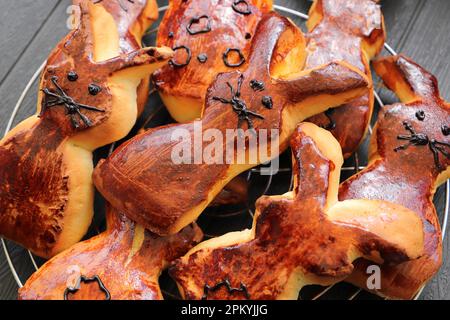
{"left": 0, "top": 0, "right": 449, "bottom": 300}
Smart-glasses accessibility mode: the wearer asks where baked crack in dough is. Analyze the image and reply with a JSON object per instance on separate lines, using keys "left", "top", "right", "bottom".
{"left": 305, "top": 0, "right": 385, "bottom": 158}
{"left": 94, "top": 13, "right": 370, "bottom": 236}
{"left": 169, "top": 123, "right": 424, "bottom": 300}
{"left": 341, "top": 55, "right": 450, "bottom": 299}
{"left": 18, "top": 206, "right": 202, "bottom": 300}
{"left": 0, "top": 0, "right": 172, "bottom": 258}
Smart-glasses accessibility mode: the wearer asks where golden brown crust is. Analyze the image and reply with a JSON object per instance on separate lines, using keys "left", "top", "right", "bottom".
{"left": 80, "top": 0, "right": 160, "bottom": 114}
{"left": 0, "top": 120, "right": 68, "bottom": 253}
{"left": 169, "top": 123, "right": 424, "bottom": 300}
{"left": 0, "top": 0, "right": 172, "bottom": 258}
{"left": 90, "top": 0, "right": 159, "bottom": 52}
{"left": 18, "top": 206, "right": 203, "bottom": 300}
{"left": 340, "top": 55, "right": 449, "bottom": 299}
{"left": 94, "top": 13, "right": 370, "bottom": 236}
{"left": 305, "top": 0, "right": 385, "bottom": 158}
{"left": 73, "top": 0, "right": 158, "bottom": 51}
{"left": 153, "top": 0, "right": 273, "bottom": 122}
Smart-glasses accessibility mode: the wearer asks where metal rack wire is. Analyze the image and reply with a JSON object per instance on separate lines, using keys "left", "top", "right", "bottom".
{"left": 1, "top": 3, "right": 449, "bottom": 300}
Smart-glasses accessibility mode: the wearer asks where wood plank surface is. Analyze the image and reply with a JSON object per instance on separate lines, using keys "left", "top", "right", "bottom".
{"left": 0, "top": 0, "right": 59, "bottom": 84}
{"left": 0, "top": 0, "right": 449, "bottom": 300}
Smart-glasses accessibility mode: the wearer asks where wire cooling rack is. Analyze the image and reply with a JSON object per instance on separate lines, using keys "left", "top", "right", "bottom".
{"left": 1, "top": 3, "right": 449, "bottom": 300}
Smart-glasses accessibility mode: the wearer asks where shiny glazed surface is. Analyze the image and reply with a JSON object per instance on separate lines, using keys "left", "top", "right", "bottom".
{"left": 94, "top": 13, "right": 369, "bottom": 236}
{"left": 305, "top": 0, "right": 385, "bottom": 157}
{"left": 153, "top": 0, "right": 273, "bottom": 121}
{"left": 170, "top": 123, "right": 424, "bottom": 300}
{"left": 0, "top": 0, "right": 172, "bottom": 258}
{"left": 18, "top": 206, "right": 202, "bottom": 300}
{"left": 341, "top": 55, "right": 450, "bottom": 299}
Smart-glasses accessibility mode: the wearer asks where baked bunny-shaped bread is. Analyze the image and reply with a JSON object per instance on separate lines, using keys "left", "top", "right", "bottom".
{"left": 0, "top": 0, "right": 172, "bottom": 258}
{"left": 169, "top": 123, "right": 424, "bottom": 300}
{"left": 341, "top": 55, "right": 450, "bottom": 299}
{"left": 153, "top": 0, "right": 273, "bottom": 122}
{"left": 305, "top": 0, "right": 385, "bottom": 158}
{"left": 153, "top": 0, "right": 274, "bottom": 206}
{"left": 94, "top": 13, "right": 371, "bottom": 236}
{"left": 18, "top": 206, "right": 202, "bottom": 300}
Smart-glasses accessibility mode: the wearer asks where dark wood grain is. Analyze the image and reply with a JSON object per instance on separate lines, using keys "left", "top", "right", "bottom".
{"left": 0, "top": 0, "right": 59, "bottom": 85}
{"left": 0, "top": 0, "right": 72, "bottom": 135}
{"left": 0, "top": 0, "right": 449, "bottom": 300}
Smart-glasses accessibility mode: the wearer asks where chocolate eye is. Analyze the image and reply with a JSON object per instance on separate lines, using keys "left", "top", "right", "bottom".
{"left": 415, "top": 110, "right": 425, "bottom": 121}
{"left": 67, "top": 71, "right": 78, "bottom": 82}
{"left": 88, "top": 84, "right": 102, "bottom": 96}
{"left": 442, "top": 125, "right": 450, "bottom": 136}
{"left": 250, "top": 79, "right": 265, "bottom": 92}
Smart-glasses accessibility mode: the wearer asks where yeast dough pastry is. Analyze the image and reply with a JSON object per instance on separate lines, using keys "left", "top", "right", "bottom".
{"left": 340, "top": 55, "right": 450, "bottom": 299}
{"left": 94, "top": 13, "right": 371, "bottom": 235}
{"left": 75, "top": 0, "right": 161, "bottom": 114}
{"left": 169, "top": 123, "right": 424, "bottom": 300}
{"left": 18, "top": 206, "right": 202, "bottom": 300}
{"left": 153, "top": 0, "right": 273, "bottom": 122}
{"left": 305, "top": 0, "right": 385, "bottom": 158}
{"left": 154, "top": 0, "right": 272, "bottom": 206}
{"left": 0, "top": 0, "right": 172, "bottom": 258}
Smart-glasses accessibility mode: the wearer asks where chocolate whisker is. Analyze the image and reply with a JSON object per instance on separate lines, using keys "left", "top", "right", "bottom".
{"left": 41, "top": 77, "right": 104, "bottom": 128}
{"left": 213, "top": 74, "right": 264, "bottom": 130}
{"left": 395, "top": 121, "right": 449, "bottom": 169}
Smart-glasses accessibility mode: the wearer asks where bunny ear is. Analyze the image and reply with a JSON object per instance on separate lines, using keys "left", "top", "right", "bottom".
{"left": 275, "top": 61, "right": 369, "bottom": 105}
{"left": 290, "top": 123, "right": 343, "bottom": 208}
{"left": 63, "top": 1, "right": 96, "bottom": 61}
{"left": 288, "top": 124, "right": 424, "bottom": 262}
{"left": 246, "top": 13, "right": 300, "bottom": 77}
{"left": 99, "top": 46, "right": 173, "bottom": 78}
{"left": 374, "top": 55, "right": 441, "bottom": 104}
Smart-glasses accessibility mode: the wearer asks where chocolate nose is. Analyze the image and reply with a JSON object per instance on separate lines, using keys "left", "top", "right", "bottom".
{"left": 233, "top": 98, "right": 247, "bottom": 110}
{"left": 415, "top": 134, "right": 429, "bottom": 145}
{"left": 414, "top": 133, "right": 430, "bottom": 146}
